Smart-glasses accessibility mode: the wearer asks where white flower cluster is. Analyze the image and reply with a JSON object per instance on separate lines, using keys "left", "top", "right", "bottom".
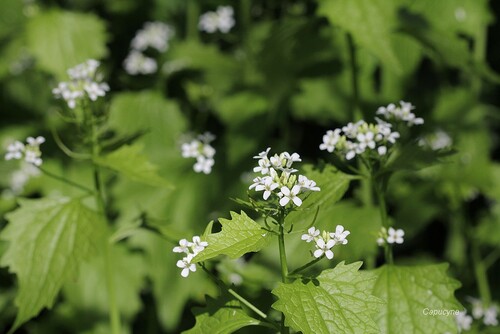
{"left": 181, "top": 132, "right": 216, "bottom": 174}
{"left": 124, "top": 22, "right": 174, "bottom": 75}
{"left": 301, "top": 226, "right": 350, "bottom": 259}
{"left": 5, "top": 162, "right": 40, "bottom": 196}
{"left": 320, "top": 119, "right": 400, "bottom": 160}
{"left": 5, "top": 136, "right": 45, "bottom": 166}
{"left": 199, "top": 6, "right": 235, "bottom": 33}
{"left": 173, "top": 236, "right": 208, "bottom": 278}
{"left": 52, "top": 60, "right": 109, "bottom": 109}
{"left": 418, "top": 129, "right": 452, "bottom": 151}
{"left": 455, "top": 311, "right": 473, "bottom": 333}
{"left": 377, "top": 227, "right": 405, "bottom": 246}
{"left": 469, "top": 297, "right": 498, "bottom": 326}
{"left": 376, "top": 101, "right": 424, "bottom": 126}
{"left": 249, "top": 148, "right": 320, "bottom": 207}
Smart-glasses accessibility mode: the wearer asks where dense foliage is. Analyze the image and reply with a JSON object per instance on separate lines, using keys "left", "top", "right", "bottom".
{"left": 1, "top": 0, "right": 500, "bottom": 333}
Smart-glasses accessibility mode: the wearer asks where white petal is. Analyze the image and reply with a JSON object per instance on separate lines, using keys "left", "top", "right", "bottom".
{"left": 279, "top": 197, "right": 290, "bottom": 207}
{"left": 325, "top": 250, "right": 334, "bottom": 260}
{"left": 313, "top": 249, "right": 324, "bottom": 258}
{"left": 181, "top": 268, "right": 190, "bottom": 277}
{"left": 292, "top": 196, "right": 302, "bottom": 207}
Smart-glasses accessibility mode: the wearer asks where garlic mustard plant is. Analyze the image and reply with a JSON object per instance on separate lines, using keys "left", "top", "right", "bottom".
{"left": 301, "top": 226, "right": 350, "bottom": 260}
{"left": 377, "top": 227, "right": 405, "bottom": 246}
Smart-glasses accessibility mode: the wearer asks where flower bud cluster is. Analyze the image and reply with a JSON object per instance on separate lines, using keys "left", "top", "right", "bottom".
{"left": 468, "top": 297, "right": 498, "bottom": 327}
{"left": 301, "top": 226, "right": 350, "bottom": 260}
{"left": 376, "top": 101, "right": 424, "bottom": 126}
{"left": 124, "top": 22, "right": 174, "bottom": 75}
{"left": 5, "top": 136, "right": 45, "bottom": 166}
{"left": 52, "top": 60, "right": 109, "bottom": 108}
{"left": 173, "top": 236, "right": 208, "bottom": 278}
{"left": 181, "top": 132, "right": 216, "bottom": 174}
{"left": 377, "top": 227, "right": 405, "bottom": 246}
{"left": 249, "top": 148, "right": 320, "bottom": 207}
{"left": 199, "top": 6, "right": 235, "bottom": 33}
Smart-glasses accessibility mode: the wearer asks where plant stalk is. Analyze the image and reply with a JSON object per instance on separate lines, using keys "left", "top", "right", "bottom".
{"left": 374, "top": 179, "right": 393, "bottom": 264}
{"left": 472, "top": 242, "right": 491, "bottom": 306}
{"left": 278, "top": 220, "right": 289, "bottom": 334}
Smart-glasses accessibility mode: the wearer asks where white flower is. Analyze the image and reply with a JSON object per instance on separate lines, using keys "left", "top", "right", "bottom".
{"left": 5, "top": 141, "right": 24, "bottom": 160}
{"left": 301, "top": 227, "right": 320, "bottom": 243}
{"left": 483, "top": 306, "right": 498, "bottom": 326}
{"left": 455, "top": 311, "right": 473, "bottom": 332}
{"left": 319, "top": 129, "right": 341, "bottom": 152}
{"left": 377, "top": 237, "right": 385, "bottom": 246}
{"left": 123, "top": 51, "right": 158, "bottom": 75}
{"left": 202, "top": 144, "right": 216, "bottom": 159}
{"left": 131, "top": 22, "right": 174, "bottom": 52}
{"left": 199, "top": 6, "right": 235, "bottom": 33}
{"left": 313, "top": 237, "right": 335, "bottom": 259}
{"left": 9, "top": 162, "right": 40, "bottom": 194}
{"left": 194, "top": 156, "right": 214, "bottom": 174}
{"left": 198, "top": 132, "right": 216, "bottom": 144}
{"left": 387, "top": 227, "right": 404, "bottom": 244}
{"left": 84, "top": 82, "right": 109, "bottom": 101}
{"left": 357, "top": 131, "right": 376, "bottom": 150}
{"left": 253, "top": 157, "right": 271, "bottom": 175}
{"left": 469, "top": 297, "right": 484, "bottom": 319}
{"left": 279, "top": 185, "right": 302, "bottom": 207}
{"left": 181, "top": 140, "right": 201, "bottom": 158}
{"left": 191, "top": 236, "right": 208, "bottom": 254}
{"left": 255, "top": 176, "right": 279, "bottom": 200}
{"left": 253, "top": 147, "right": 271, "bottom": 160}
{"left": 377, "top": 146, "right": 387, "bottom": 156}
{"left": 173, "top": 239, "right": 192, "bottom": 254}
{"left": 377, "top": 101, "right": 424, "bottom": 126}
{"left": 330, "top": 225, "right": 350, "bottom": 245}
{"left": 176, "top": 254, "right": 197, "bottom": 278}
{"left": 297, "top": 175, "right": 320, "bottom": 192}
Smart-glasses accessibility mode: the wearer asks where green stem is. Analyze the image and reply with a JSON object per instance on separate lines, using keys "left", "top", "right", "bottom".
{"left": 374, "top": 179, "right": 393, "bottom": 264}
{"left": 346, "top": 32, "right": 361, "bottom": 120}
{"left": 472, "top": 242, "right": 491, "bottom": 306}
{"left": 39, "top": 167, "right": 94, "bottom": 194}
{"left": 277, "top": 220, "right": 289, "bottom": 334}
{"left": 289, "top": 257, "right": 322, "bottom": 276}
{"left": 90, "top": 117, "right": 121, "bottom": 334}
{"left": 472, "top": 22, "right": 487, "bottom": 95}
{"left": 200, "top": 265, "right": 269, "bottom": 321}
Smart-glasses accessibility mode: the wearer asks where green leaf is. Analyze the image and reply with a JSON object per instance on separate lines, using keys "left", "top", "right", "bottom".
{"left": 368, "top": 264, "right": 462, "bottom": 333}
{"left": 63, "top": 244, "right": 145, "bottom": 319}
{"left": 214, "top": 92, "right": 269, "bottom": 126}
{"left": 272, "top": 261, "right": 383, "bottom": 334}
{"left": 0, "top": 0, "right": 25, "bottom": 40}
{"left": 193, "top": 211, "right": 270, "bottom": 262}
{"left": 107, "top": 91, "right": 187, "bottom": 168}
{"left": 94, "top": 144, "right": 173, "bottom": 188}
{"left": 286, "top": 164, "right": 353, "bottom": 229}
{"left": 0, "top": 197, "right": 106, "bottom": 331}
{"left": 25, "top": 10, "right": 108, "bottom": 79}
{"left": 183, "top": 295, "right": 261, "bottom": 334}
{"left": 318, "top": 0, "right": 402, "bottom": 73}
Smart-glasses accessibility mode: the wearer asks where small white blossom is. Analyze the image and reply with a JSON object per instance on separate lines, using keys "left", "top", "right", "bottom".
{"left": 191, "top": 236, "right": 208, "bottom": 254}
{"left": 297, "top": 175, "right": 320, "bottom": 192}
{"left": 455, "top": 311, "right": 473, "bottom": 332}
{"left": 131, "top": 22, "right": 174, "bottom": 52}
{"left": 194, "top": 156, "right": 214, "bottom": 174}
{"left": 181, "top": 133, "right": 216, "bottom": 174}
{"left": 176, "top": 254, "right": 197, "bottom": 278}
{"left": 5, "top": 136, "right": 45, "bottom": 166}
{"left": 301, "top": 227, "right": 320, "bottom": 243}
{"left": 387, "top": 227, "right": 404, "bottom": 244}
{"left": 279, "top": 185, "right": 302, "bottom": 207}
{"left": 199, "top": 6, "right": 235, "bottom": 34}
{"left": 8, "top": 162, "right": 40, "bottom": 194}
{"left": 319, "top": 129, "right": 341, "bottom": 153}
{"left": 173, "top": 239, "right": 192, "bottom": 254}
{"left": 123, "top": 51, "right": 158, "bottom": 75}
{"left": 419, "top": 130, "right": 453, "bottom": 151}
{"left": 313, "top": 237, "right": 335, "bottom": 259}
{"left": 484, "top": 306, "right": 498, "bottom": 326}
{"left": 255, "top": 176, "right": 279, "bottom": 200}
{"left": 53, "top": 60, "right": 108, "bottom": 108}
{"left": 330, "top": 225, "right": 350, "bottom": 245}
{"left": 377, "top": 101, "right": 424, "bottom": 126}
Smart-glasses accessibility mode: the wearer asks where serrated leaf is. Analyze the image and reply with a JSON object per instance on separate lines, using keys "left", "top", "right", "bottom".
{"left": 368, "top": 264, "right": 462, "bottom": 333}
{"left": 94, "top": 144, "right": 173, "bottom": 188}
{"left": 272, "top": 262, "right": 383, "bottom": 334}
{"left": 25, "top": 10, "right": 108, "bottom": 79}
{"left": 318, "top": 0, "right": 402, "bottom": 73}
{"left": 286, "top": 164, "right": 353, "bottom": 229}
{"left": 183, "top": 295, "right": 261, "bottom": 334}
{"left": 0, "top": 197, "right": 106, "bottom": 331}
{"left": 193, "top": 211, "right": 270, "bottom": 262}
